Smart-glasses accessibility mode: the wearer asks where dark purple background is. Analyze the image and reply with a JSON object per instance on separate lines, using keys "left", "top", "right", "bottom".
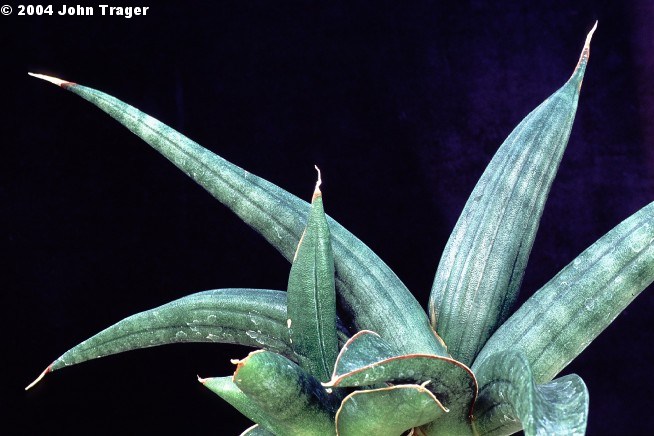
{"left": 4, "top": 1, "right": 654, "bottom": 434}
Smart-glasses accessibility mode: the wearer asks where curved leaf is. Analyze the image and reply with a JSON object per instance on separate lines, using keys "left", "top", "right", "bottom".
{"left": 335, "top": 384, "right": 446, "bottom": 436}
{"left": 233, "top": 350, "right": 336, "bottom": 436}
{"left": 331, "top": 330, "right": 397, "bottom": 379}
{"left": 29, "top": 72, "right": 445, "bottom": 357}
{"left": 241, "top": 425, "right": 275, "bottom": 436}
{"left": 200, "top": 376, "right": 276, "bottom": 432}
{"left": 472, "top": 351, "right": 588, "bottom": 436}
{"left": 26, "top": 288, "right": 350, "bottom": 389}
{"left": 325, "top": 353, "right": 477, "bottom": 428}
{"left": 287, "top": 171, "right": 338, "bottom": 382}
{"left": 475, "top": 200, "right": 654, "bottom": 383}
{"left": 429, "top": 24, "right": 597, "bottom": 365}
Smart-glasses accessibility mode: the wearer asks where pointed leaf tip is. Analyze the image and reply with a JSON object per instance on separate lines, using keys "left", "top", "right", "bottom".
{"left": 28, "top": 72, "right": 75, "bottom": 88}
{"left": 573, "top": 22, "right": 598, "bottom": 75}
{"left": 429, "top": 24, "right": 598, "bottom": 366}
{"left": 313, "top": 165, "right": 322, "bottom": 200}
{"left": 25, "top": 364, "right": 52, "bottom": 391}
{"left": 30, "top": 70, "right": 445, "bottom": 357}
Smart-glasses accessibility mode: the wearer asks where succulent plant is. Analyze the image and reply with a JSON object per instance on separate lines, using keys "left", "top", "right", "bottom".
{"left": 26, "top": 22, "right": 654, "bottom": 435}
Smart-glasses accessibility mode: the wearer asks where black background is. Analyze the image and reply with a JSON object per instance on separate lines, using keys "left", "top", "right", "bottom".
{"left": 4, "top": 1, "right": 654, "bottom": 435}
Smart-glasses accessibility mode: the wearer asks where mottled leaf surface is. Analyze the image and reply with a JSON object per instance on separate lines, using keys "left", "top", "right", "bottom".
{"left": 287, "top": 178, "right": 338, "bottom": 382}
{"left": 472, "top": 351, "right": 588, "bottom": 436}
{"left": 38, "top": 289, "right": 349, "bottom": 376}
{"left": 475, "top": 200, "right": 654, "bottom": 383}
{"left": 49, "top": 289, "right": 292, "bottom": 371}
{"left": 234, "top": 350, "right": 336, "bottom": 436}
{"left": 335, "top": 384, "right": 446, "bottom": 436}
{"left": 30, "top": 73, "right": 445, "bottom": 357}
{"left": 429, "top": 25, "right": 596, "bottom": 365}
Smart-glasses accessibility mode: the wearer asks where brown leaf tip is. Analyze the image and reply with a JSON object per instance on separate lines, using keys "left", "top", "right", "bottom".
{"left": 28, "top": 72, "right": 76, "bottom": 89}
{"left": 25, "top": 364, "right": 53, "bottom": 391}
{"left": 312, "top": 165, "right": 322, "bottom": 200}
{"left": 576, "top": 21, "right": 598, "bottom": 71}
{"left": 231, "top": 350, "right": 264, "bottom": 381}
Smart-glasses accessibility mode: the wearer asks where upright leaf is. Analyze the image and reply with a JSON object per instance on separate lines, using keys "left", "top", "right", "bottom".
{"left": 429, "top": 23, "right": 597, "bottom": 365}
{"left": 29, "top": 72, "right": 444, "bottom": 357}
{"left": 472, "top": 351, "right": 588, "bottom": 436}
{"left": 474, "top": 200, "right": 654, "bottom": 383}
{"left": 287, "top": 168, "right": 338, "bottom": 382}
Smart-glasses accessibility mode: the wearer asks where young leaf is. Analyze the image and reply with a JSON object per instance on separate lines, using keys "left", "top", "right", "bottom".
{"left": 331, "top": 330, "right": 397, "bottom": 378}
{"left": 474, "top": 200, "right": 654, "bottom": 383}
{"left": 335, "top": 384, "right": 447, "bottom": 436}
{"left": 472, "top": 351, "right": 588, "bottom": 436}
{"left": 325, "top": 353, "right": 477, "bottom": 427}
{"left": 26, "top": 288, "right": 350, "bottom": 389}
{"left": 29, "top": 73, "right": 445, "bottom": 357}
{"left": 233, "top": 350, "right": 337, "bottom": 436}
{"left": 287, "top": 168, "right": 338, "bottom": 382}
{"left": 429, "top": 23, "right": 597, "bottom": 365}
{"left": 199, "top": 376, "right": 277, "bottom": 432}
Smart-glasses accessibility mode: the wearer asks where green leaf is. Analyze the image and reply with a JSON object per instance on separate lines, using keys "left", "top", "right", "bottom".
{"left": 474, "top": 200, "right": 654, "bottom": 383}
{"left": 233, "top": 350, "right": 336, "bottom": 436}
{"left": 200, "top": 376, "right": 277, "bottom": 432}
{"left": 30, "top": 73, "right": 447, "bottom": 355}
{"left": 428, "top": 24, "right": 596, "bottom": 366}
{"left": 29, "top": 73, "right": 445, "bottom": 358}
{"left": 335, "top": 384, "right": 447, "bottom": 436}
{"left": 26, "top": 289, "right": 350, "bottom": 389}
{"left": 471, "top": 351, "right": 588, "bottom": 436}
{"left": 287, "top": 170, "right": 338, "bottom": 382}
{"left": 331, "top": 330, "right": 397, "bottom": 378}
{"left": 325, "top": 353, "right": 477, "bottom": 429}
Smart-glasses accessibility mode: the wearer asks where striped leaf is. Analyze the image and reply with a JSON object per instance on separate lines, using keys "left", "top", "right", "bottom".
{"left": 429, "top": 24, "right": 597, "bottom": 365}
{"left": 26, "top": 288, "right": 350, "bottom": 389}
{"left": 29, "top": 72, "right": 444, "bottom": 357}
{"left": 287, "top": 170, "right": 338, "bottom": 382}
{"left": 474, "top": 200, "right": 654, "bottom": 383}
{"left": 472, "top": 351, "right": 588, "bottom": 436}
